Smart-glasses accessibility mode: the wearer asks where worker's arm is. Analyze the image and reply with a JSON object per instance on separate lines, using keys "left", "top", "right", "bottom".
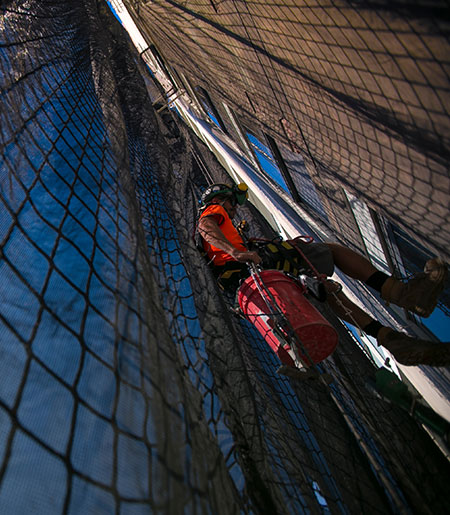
{"left": 198, "top": 216, "right": 262, "bottom": 264}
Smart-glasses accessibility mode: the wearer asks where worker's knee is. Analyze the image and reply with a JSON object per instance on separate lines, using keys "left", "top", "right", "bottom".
{"left": 324, "top": 279, "right": 342, "bottom": 295}
{"left": 325, "top": 242, "right": 346, "bottom": 259}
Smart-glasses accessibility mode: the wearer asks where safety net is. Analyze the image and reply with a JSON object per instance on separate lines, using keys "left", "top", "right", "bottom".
{"left": 126, "top": 0, "right": 450, "bottom": 264}
{"left": 0, "top": 1, "right": 449, "bottom": 513}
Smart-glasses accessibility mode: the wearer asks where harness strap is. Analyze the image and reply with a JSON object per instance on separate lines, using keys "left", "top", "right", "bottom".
{"left": 249, "top": 239, "right": 300, "bottom": 276}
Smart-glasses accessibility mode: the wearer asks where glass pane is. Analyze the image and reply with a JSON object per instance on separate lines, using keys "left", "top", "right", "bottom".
{"left": 344, "top": 190, "right": 390, "bottom": 273}
{"left": 278, "top": 142, "right": 328, "bottom": 221}
{"left": 200, "top": 100, "right": 222, "bottom": 129}
{"left": 246, "top": 133, "right": 289, "bottom": 193}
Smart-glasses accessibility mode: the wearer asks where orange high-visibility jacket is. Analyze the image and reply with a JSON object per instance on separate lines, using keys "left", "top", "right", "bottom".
{"left": 200, "top": 204, "right": 247, "bottom": 266}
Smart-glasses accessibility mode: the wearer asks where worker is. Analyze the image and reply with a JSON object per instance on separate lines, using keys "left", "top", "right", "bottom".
{"left": 197, "top": 182, "right": 450, "bottom": 367}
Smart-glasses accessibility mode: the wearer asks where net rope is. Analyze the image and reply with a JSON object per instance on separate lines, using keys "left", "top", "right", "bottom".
{"left": 0, "top": 1, "right": 449, "bottom": 513}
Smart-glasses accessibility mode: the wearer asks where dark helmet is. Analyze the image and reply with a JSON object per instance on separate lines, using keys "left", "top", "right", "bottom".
{"left": 200, "top": 182, "right": 249, "bottom": 207}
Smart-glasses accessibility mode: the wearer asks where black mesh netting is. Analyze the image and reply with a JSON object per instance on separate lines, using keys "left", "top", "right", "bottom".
{"left": 126, "top": 0, "right": 450, "bottom": 263}
{"left": 0, "top": 1, "right": 449, "bottom": 513}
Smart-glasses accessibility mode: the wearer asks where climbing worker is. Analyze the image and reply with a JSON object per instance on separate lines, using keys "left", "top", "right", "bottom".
{"left": 197, "top": 182, "right": 450, "bottom": 367}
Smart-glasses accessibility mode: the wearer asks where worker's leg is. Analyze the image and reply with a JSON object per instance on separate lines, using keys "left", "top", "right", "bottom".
{"left": 326, "top": 243, "right": 378, "bottom": 282}
{"left": 324, "top": 280, "right": 373, "bottom": 328}
{"left": 324, "top": 281, "right": 450, "bottom": 367}
{"left": 326, "top": 243, "right": 447, "bottom": 318}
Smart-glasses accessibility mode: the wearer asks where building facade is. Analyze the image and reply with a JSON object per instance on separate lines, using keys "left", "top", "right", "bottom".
{"left": 1, "top": 2, "right": 449, "bottom": 512}
{"left": 124, "top": 0, "right": 450, "bottom": 346}
{"left": 125, "top": 0, "right": 450, "bottom": 263}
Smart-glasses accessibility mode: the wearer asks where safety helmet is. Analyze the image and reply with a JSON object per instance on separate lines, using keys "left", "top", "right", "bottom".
{"left": 200, "top": 182, "right": 248, "bottom": 207}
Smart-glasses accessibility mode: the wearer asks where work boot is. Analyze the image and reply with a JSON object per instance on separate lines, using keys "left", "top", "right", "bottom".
{"left": 381, "top": 258, "right": 448, "bottom": 318}
{"left": 377, "top": 327, "right": 450, "bottom": 367}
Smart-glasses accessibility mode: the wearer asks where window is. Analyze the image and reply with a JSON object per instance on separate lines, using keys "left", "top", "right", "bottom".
{"left": 147, "top": 45, "right": 175, "bottom": 88}
{"left": 195, "top": 86, "right": 228, "bottom": 133}
{"left": 344, "top": 190, "right": 390, "bottom": 273}
{"left": 275, "top": 140, "right": 329, "bottom": 222}
{"left": 245, "top": 130, "right": 289, "bottom": 193}
{"left": 244, "top": 129, "right": 330, "bottom": 223}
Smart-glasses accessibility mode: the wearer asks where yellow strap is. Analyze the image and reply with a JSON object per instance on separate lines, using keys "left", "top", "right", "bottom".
{"left": 220, "top": 269, "right": 242, "bottom": 280}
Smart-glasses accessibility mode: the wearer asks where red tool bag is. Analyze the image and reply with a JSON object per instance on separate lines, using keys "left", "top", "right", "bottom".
{"left": 238, "top": 270, "right": 338, "bottom": 366}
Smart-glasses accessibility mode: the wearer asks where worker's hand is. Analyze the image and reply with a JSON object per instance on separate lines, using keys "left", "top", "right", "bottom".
{"left": 231, "top": 249, "right": 262, "bottom": 265}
